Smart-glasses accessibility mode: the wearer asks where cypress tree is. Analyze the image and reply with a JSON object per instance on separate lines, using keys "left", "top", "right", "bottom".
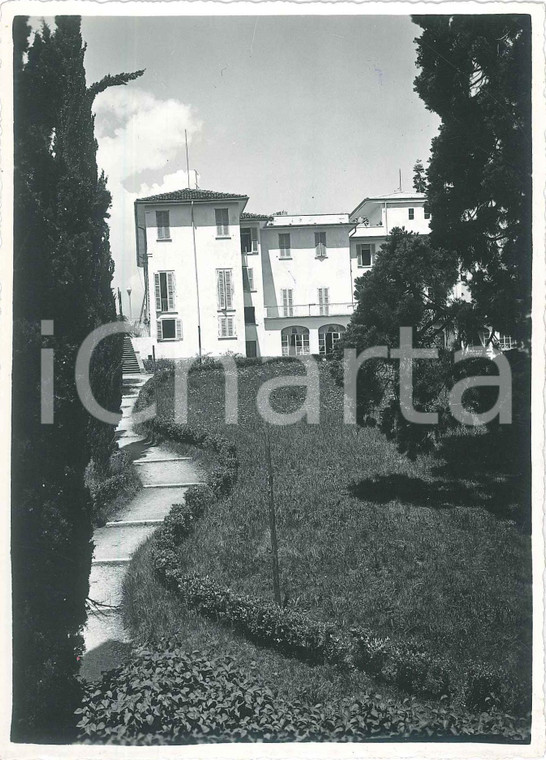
{"left": 12, "top": 16, "right": 142, "bottom": 741}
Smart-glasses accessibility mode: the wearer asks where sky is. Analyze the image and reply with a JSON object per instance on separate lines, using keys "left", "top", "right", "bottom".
{"left": 76, "top": 14, "right": 440, "bottom": 317}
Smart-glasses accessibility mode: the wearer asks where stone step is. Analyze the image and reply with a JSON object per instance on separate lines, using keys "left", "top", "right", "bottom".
{"left": 92, "top": 557, "right": 131, "bottom": 565}
{"left": 143, "top": 482, "right": 204, "bottom": 489}
{"left": 105, "top": 518, "right": 164, "bottom": 528}
{"left": 135, "top": 457, "right": 192, "bottom": 464}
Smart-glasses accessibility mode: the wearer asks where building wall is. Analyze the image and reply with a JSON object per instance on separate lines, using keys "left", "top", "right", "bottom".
{"left": 241, "top": 221, "right": 267, "bottom": 357}
{"left": 258, "top": 224, "right": 354, "bottom": 356}
{"left": 144, "top": 200, "right": 247, "bottom": 359}
{"left": 260, "top": 224, "right": 354, "bottom": 314}
{"left": 383, "top": 202, "right": 430, "bottom": 235}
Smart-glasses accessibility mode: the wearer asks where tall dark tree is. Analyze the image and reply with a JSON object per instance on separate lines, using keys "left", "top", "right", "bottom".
{"left": 413, "top": 14, "right": 532, "bottom": 343}
{"left": 12, "top": 16, "right": 142, "bottom": 741}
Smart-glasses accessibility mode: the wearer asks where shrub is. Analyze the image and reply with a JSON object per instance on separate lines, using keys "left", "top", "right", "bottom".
{"left": 85, "top": 450, "right": 141, "bottom": 527}
{"left": 463, "top": 664, "right": 530, "bottom": 715}
{"left": 76, "top": 639, "right": 530, "bottom": 744}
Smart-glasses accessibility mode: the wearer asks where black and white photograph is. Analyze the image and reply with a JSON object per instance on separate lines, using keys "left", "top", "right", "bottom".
{"left": 2, "top": 1, "right": 545, "bottom": 755}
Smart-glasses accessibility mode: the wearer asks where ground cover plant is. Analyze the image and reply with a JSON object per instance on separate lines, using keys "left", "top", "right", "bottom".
{"left": 76, "top": 638, "right": 530, "bottom": 744}
{"left": 131, "top": 360, "right": 531, "bottom": 715}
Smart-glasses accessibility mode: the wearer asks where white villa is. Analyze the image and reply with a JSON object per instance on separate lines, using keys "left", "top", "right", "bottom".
{"left": 133, "top": 188, "right": 432, "bottom": 361}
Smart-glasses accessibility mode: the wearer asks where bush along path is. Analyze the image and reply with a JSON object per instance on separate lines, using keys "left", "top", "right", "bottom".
{"left": 81, "top": 374, "right": 204, "bottom": 681}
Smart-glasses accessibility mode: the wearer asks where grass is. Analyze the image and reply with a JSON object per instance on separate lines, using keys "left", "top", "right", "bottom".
{"left": 125, "top": 360, "right": 531, "bottom": 701}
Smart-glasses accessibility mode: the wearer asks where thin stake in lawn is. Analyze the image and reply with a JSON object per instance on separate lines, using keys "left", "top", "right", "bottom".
{"left": 264, "top": 426, "right": 282, "bottom": 606}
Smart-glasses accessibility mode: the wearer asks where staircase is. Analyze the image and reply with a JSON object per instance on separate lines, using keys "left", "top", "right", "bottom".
{"left": 122, "top": 336, "right": 141, "bottom": 374}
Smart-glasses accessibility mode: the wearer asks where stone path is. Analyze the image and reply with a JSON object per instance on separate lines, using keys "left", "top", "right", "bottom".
{"left": 81, "top": 373, "right": 203, "bottom": 680}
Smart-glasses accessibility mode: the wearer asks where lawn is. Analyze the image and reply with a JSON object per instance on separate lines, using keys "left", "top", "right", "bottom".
{"left": 127, "top": 359, "right": 531, "bottom": 702}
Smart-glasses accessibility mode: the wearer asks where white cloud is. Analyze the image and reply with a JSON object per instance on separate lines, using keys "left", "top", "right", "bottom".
{"left": 95, "top": 87, "right": 202, "bottom": 182}
{"left": 92, "top": 88, "right": 202, "bottom": 315}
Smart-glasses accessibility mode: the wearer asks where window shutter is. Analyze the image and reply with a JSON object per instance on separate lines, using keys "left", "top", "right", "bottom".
{"left": 175, "top": 319, "right": 182, "bottom": 340}
{"left": 315, "top": 232, "right": 320, "bottom": 247}
{"left": 248, "top": 268, "right": 254, "bottom": 290}
{"left": 251, "top": 227, "right": 258, "bottom": 251}
{"left": 167, "top": 271, "right": 176, "bottom": 311}
{"left": 227, "top": 317, "right": 234, "bottom": 337}
{"left": 156, "top": 320, "right": 163, "bottom": 341}
{"left": 217, "top": 270, "right": 226, "bottom": 309}
{"left": 154, "top": 273, "right": 161, "bottom": 312}
{"left": 224, "top": 269, "right": 233, "bottom": 309}
{"left": 219, "top": 317, "right": 227, "bottom": 338}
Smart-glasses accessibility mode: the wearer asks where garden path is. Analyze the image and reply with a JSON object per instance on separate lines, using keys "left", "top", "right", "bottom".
{"left": 80, "top": 373, "right": 203, "bottom": 681}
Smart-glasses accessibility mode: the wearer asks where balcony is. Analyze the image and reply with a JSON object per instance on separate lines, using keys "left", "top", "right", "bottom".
{"left": 265, "top": 302, "right": 355, "bottom": 319}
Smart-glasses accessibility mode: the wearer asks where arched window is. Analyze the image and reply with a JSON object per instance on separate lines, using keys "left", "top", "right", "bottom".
{"left": 318, "top": 324, "right": 345, "bottom": 356}
{"left": 281, "top": 326, "right": 310, "bottom": 356}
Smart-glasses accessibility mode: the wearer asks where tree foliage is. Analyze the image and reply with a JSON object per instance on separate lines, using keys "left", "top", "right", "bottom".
{"left": 413, "top": 14, "right": 532, "bottom": 342}
{"left": 412, "top": 159, "right": 427, "bottom": 193}
{"left": 337, "top": 229, "right": 461, "bottom": 456}
{"left": 12, "top": 15, "right": 142, "bottom": 741}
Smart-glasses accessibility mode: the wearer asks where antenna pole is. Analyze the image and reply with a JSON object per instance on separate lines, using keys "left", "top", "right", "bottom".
{"left": 185, "top": 129, "right": 191, "bottom": 189}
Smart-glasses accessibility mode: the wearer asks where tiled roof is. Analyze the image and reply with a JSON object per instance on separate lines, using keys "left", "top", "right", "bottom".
{"left": 240, "top": 212, "right": 272, "bottom": 221}
{"left": 137, "top": 188, "right": 249, "bottom": 203}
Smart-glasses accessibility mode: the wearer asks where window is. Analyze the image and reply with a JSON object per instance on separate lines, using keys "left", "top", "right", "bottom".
{"left": 154, "top": 271, "right": 176, "bottom": 312}
{"left": 243, "top": 267, "right": 255, "bottom": 291}
{"left": 279, "top": 233, "right": 291, "bottom": 259}
{"left": 357, "top": 244, "right": 374, "bottom": 267}
{"left": 216, "top": 269, "right": 234, "bottom": 310}
{"left": 215, "top": 208, "right": 229, "bottom": 236}
{"left": 218, "top": 315, "right": 236, "bottom": 338}
{"left": 157, "top": 318, "right": 182, "bottom": 341}
{"left": 315, "top": 232, "right": 327, "bottom": 258}
{"left": 246, "top": 340, "right": 257, "bottom": 358}
{"left": 497, "top": 334, "right": 518, "bottom": 351}
{"left": 244, "top": 306, "right": 256, "bottom": 324}
{"left": 281, "top": 326, "right": 310, "bottom": 356}
{"left": 156, "top": 210, "right": 170, "bottom": 240}
{"left": 318, "top": 287, "right": 329, "bottom": 316}
{"left": 281, "top": 288, "right": 294, "bottom": 317}
{"left": 241, "top": 227, "right": 258, "bottom": 253}
{"left": 424, "top": 205, "right": 431, "bottom": 220}
{"left": 319, "top": 324, "right": 345, "bottom": 356}
{"left": 408, "top": 208, "right": 415, "bottom": 220}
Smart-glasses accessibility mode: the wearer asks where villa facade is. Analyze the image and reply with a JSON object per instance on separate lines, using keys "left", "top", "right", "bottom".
{"left": 133, "top": 188, "right": 431, "bottom": 360}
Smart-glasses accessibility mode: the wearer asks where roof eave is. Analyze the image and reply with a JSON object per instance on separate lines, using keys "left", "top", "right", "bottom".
{"left": 135, "top": 195, "right": 249, "bottom": 205}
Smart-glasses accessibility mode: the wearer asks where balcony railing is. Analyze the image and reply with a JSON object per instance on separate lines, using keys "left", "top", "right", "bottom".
{"left": 265, "top": 302, "right": 355, "bottom": 319}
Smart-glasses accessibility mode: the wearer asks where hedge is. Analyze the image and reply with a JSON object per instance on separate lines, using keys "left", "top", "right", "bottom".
{"left": 76, "top": 639, "right": 530, "bottom": 744}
